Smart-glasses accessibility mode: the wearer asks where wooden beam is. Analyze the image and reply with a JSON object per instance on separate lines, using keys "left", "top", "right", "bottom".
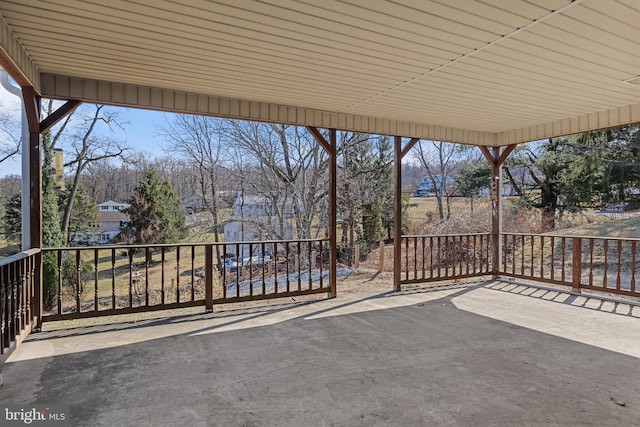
{"left": 495, "top": 144, "right": 516, "bottom": 168}
{"left": 40, "top": 99, "right": 81, "bottom": 133}
{"left": 305, "top": 126, "right": 332, "bottom": 154}
{"left": 400, "top": 137, "right": 420, "bottom": 159}
{"left": 22, "top": 86, "right": 40, "bottom": 134}
{"left": 479, "top": 145, "right": 496, "bottom": 167}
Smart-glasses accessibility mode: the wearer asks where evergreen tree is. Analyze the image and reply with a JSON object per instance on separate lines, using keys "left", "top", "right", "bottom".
{"left": 121, "top": 167, "right": 186, "bottom": 245}
{"left": 456, "top": 163, "right": 491, "bottom": 213}
{"left": 42, "top": 131, "right": 64, "bottom": 248}
{"left": 2, "top": 191, "right": 21, "bottom": 243}
{"left": 42, "top": 131, "right": 65, "bottom": 310}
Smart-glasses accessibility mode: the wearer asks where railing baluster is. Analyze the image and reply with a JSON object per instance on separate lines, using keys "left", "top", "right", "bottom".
{"left": 145, "top": 247, "right": 151, "bottom": 306}
{"left": 273, "top": 242, "right": 278, "bottom": 295}
{"left": 161, "top": 247, "right": 166, "bottom": 305}
{"left": 1, "top": 263, "right": 6, "bottom": 354}
{"left": 249, "top": 243, "right": 254, "bottom": 297}
{"left": 539, "top": 236, "right": 544, "bottom": 278}
{"left": 400, "top": 237, "right": 409, "bottom": 280}
{"left": 235, "top": 243, "right": 240, "bottom": 297}
{"left": 603, "top": 239, "right": 609, "bottom": 289}
{"left": 588, "top": 238, "right": 594, "bottom": 287}
{"left": 262, "top": 242, "right": 267, "bottom": 294}
{"left": 429, "top": 236, "right": 434, "bottom": 279}
{"left": 222, "top": 244, "right": 227, "bottom": 299}
{"left": 76, "top": 249, "right": 81, "bottom": 313}
{"left": 191, "top": 245, "right": 196, "bottom": 302}
{"left": 413, "top": 237, "right": 418, "bottom": 279}
{"left": 128, "top": 250, "right": 134, "bottom": 308}
{"left": 530, "top": 235, "right": 535, "bottom": 277}
{"left": 561, "top": 237, "right": 566, "bottom": 283}
{"left": 285, "top": 241, "right": 291, "bottom": 293}
{"left": 502, "top": 234, "right": 507, "bottom": 275}
{"left": 437, "top": 236, "right": 441, "bottom": 278}
{"left": 632, "top": 241, "right": 637, "bottom": 293}
{"left": 57, "top": 250, "right": 63, "bottom": 315}
{"left": 111, "top": 248, "right": 116, "bottom": 309}
{"left": 17, "top": 259, "right": 23, "bottom": 331}
{"left": 297, "top": 241, "right": 302, "bottom": 292}
{"left": 176, "top": 246, "right": 181, "bottom": 303}
{"left": 308, "top": 241, "right": 312, "bottom": 290}
{"left": 94, "top": 249, "right": 99, "bottom": 312}
{"left": 421, "top": 237, "right": 426, "bottom": 279}
{"left": 520, "top": 234, "right": 526, "bottom": 276}
{"left": 616, "top": 240, "right": 622, "bottom": 291}
{"left": 319, "top": 240, "right": 324, "bottom": 289}
{"left": 550, "top": 236, "right": 555, "bottom": 281}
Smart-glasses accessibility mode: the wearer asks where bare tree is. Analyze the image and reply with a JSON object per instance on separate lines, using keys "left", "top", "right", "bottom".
{"left": 413, "top": 141, "right": 462, "bottom": 221}
{"left": 58, "top": 105, "right": 128, "bottom": 243}
{"left": 0, "top": 106, "right": 20, "bottom": 164}
{"left": 160, "top": 115, "right": 231, "bottom": 261}
{"left": 225, "top": 121, "right": 330, "bottom": 242}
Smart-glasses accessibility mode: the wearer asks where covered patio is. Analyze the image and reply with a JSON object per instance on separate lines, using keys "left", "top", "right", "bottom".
{"left": 1, "top": 281, "right": 639, "bottom": 425}
{"left": 1, "top": 0, "right": 640, "bottom": 423}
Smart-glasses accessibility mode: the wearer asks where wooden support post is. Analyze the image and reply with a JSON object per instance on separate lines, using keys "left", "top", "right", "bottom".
{"left": 306, "top": 126, "right": 337, "bottom": 298}
{"left": 393, "top": 136, "right": 402, "bottom": 291}
{"left": 328, "top": 129, "right": 337, "bottom": 298}
{"left": 480, "top": 145, "right": 514, "bottom": 278}
{"left": 491, "top": 147, "right": 501, "bottom": 277}
{"left": 22, "top": 87, "right": 43, "bottom": 329}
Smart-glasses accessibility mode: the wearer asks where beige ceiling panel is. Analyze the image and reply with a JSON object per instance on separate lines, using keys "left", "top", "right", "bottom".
{"left": 40, "top": 73, "right": 498, "bottom": 145}
{"left": 498, "top": 103, "right": 640, "bottom": 145}
{"left": 2, "top": 2, "right": 430, "bottom": 76}
{"left": 1, "top": 0, "right": 639, "bottom": 148}
{"left": 12, "top": 26, "right": 414, "bottom": 88}
{"left": 0, "top": 11, "right": 38, "bottom": 88}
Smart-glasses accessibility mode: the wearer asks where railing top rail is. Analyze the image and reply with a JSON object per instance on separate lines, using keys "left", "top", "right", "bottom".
{"left": 500, "top": 232, "right": 640, "bottom": 242}
{"left": 0, "top": 248, "right": 41, "bottom": 267}
{"left": 42, "top": 238, "right": 329, "bottom": 252}
{"left": 402, "top": 232, "right": 491, "bottom": 238}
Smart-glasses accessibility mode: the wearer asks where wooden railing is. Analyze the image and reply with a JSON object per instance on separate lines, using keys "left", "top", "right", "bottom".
{"left": 1, "top": 249, "right": 40, "bottom": 365}
{"left": 41, "top": 238, "right": 330, "bottom": 321}
{"left": 400, "top": 233, "right": 492, "bottom": 284}
{"left": 500, "top": 233, "right": 640, "bottom": 298}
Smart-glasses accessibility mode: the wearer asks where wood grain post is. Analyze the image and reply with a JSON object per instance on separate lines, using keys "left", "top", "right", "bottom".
{"left": 393, "top": 136, "right": 402, "bottom": 291}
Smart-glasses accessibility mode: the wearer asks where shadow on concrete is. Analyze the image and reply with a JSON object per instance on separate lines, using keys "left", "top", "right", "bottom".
{"left": 486, "top": 279, "right": 640, "bottom": 318}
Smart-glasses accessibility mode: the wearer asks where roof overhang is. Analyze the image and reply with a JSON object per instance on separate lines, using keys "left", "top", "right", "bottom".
{"left": 1, "top": 0, "right": 639, "bottom": 147}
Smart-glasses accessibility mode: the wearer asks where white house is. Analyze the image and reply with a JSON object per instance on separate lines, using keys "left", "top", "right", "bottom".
{"left": 223, "top": 195, "right": 294, "bottom": 258}
{"left": 98, "top": 200, "right": 130, "bottom": 212}
{"left": 71, "top": 200, "right": 130, "bottom": 244}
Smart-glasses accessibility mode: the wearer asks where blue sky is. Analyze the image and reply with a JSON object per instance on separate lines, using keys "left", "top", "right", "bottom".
{"left": 0, "top": 83, "right": 172, "bottom": 177}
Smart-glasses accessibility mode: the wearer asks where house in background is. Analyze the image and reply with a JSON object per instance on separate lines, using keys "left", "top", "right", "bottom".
{"left": 70, "top": 201, "right": 130, "bottom": 244}
{"left": 99, "top": 200, "right": 130, "bottom": 213}
{"left": 223, "top": 195, "right": 294, "bottom": 258}
{"left": 96, "top": 201, "right": 130, "bottom": 242}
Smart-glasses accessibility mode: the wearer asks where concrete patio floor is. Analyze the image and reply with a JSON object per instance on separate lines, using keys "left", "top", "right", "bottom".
{"left": 1, "top": 280, "right": 639, "bottom": 426}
